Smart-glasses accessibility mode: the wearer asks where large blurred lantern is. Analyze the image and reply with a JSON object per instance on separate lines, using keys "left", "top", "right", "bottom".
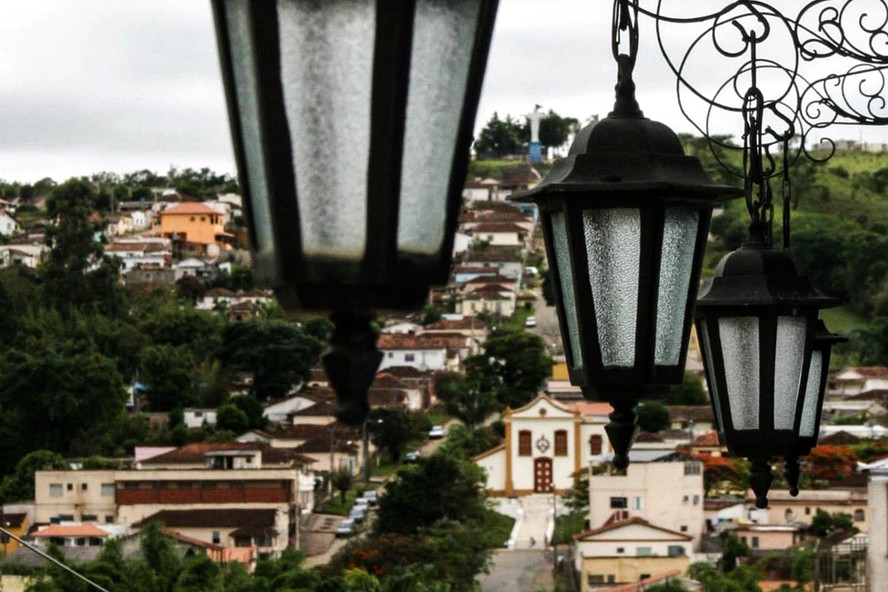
{"left": 695, "top": 243, "right": 840, "bottom": 508}
{"left": 212, "top": 0, "right": 498, "bottom": 422}
{"left": 510, "top": 0, "right": 739, "bottom": 468}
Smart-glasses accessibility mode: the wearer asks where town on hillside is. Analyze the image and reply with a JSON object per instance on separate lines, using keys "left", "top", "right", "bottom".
{"left": 0, "top": 137, "right": 887, "bottom": 592}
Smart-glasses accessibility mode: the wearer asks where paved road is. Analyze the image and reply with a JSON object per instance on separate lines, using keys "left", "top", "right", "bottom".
{"left": 479, "top": 550, "right": 554, "bottom": 592}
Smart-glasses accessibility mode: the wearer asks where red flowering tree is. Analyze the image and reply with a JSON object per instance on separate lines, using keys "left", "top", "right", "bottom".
{"left": 806, "top": 445, "right": 858, "bottom": 486}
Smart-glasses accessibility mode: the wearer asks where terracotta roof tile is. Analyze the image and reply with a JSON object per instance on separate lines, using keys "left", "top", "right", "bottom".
{"left": 161, "top": 202, "right": 220, "bottom": 216}
{"left": 691, "top": 431, "right": 721, "bottom": 447}
{"left": 33, "top": 524, "right": 109, "bottom": 538}
{"left": 140, "top": 441, "right": 314, "bottom": 466}
{"left": 574, "top": 516, "right": 692, "bottom": 541}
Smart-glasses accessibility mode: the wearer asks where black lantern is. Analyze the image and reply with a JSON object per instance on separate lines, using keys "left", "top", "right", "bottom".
{"left": 695, "top": 244, "right": 839, "bottom": 507}
{"left": 212, "top": 1, "right": 498, "bottom": 423}
{"left": 509, "top": 2, "right": 739, "bottom": 468}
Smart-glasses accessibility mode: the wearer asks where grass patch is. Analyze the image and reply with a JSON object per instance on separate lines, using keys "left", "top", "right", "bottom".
{"left": 426, "top": 404, "right": 450, "bottom": 427}
{"left": 322, "top": 491, "right": 357, "bottom": 515}
{"left": 505, "top": 305, "right": 533, "bottom": 331}
{"left": 480, "top": 508, "right": 516, "bottom": 548}
{"left": 552, "top": 510, "right": 587, "bottom": 545}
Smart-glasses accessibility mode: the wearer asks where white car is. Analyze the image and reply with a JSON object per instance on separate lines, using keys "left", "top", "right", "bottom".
{"left": 525, "top": 316, "right": 537, "bottom": 328}
{"left": 335, "top": 518, "right": 355, "bottom": 538}
{"left": 429, "top": 425, "right": 445, "bottom": 439}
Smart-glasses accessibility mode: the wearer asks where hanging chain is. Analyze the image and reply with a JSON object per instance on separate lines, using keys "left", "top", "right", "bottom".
{"left": 611, "top": 0, "right": 643, "bottom": 116}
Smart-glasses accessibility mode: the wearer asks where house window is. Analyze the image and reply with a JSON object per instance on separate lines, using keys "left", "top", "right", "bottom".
{"left": 610, "top": 497, "right": 628, "bottom": 509}
{"left": 607, "top": 575, "right": 615, "bottom": 584}
{"left": 683, "top": 495, "right": 689, "bottom": 504}
{"left": 684, "top": 462, "right": 702, "bottom": 475}
{"left": 101, "top": 483, "right": 115, "bottom": 497}
{"left": 405, "top": 353, "right": 415, "bottom": 362}
{"left": 212, "top": 531, "right": 221, "bottom": 544}
{"left": 588, "top": 575, "right": 604, "bottom": 585}
{"left": 805, "top": 507, "right": 811, "bottom": 515}
{"left": 81, "top": 483, "right": 88, "bottom": 491}
{"left": 637, "top": 547, "right": 652, "bottom": 556}
{"left": 680, "top": 525, "right": 688, "bottom": 532}
{"left": 49, "top": 483, "right": 63, "bottom": 498}
{"left": 752, "top": 536, "right": 760, "bottom": 548}
{"left": 589, "top": 435, "right": 603, "bottom": 455}
{"left": 200, "top": 216, "right": 206, "bottom": 222}
{"left": 518, "top": 431, "right": 532, "bottom": 456}
{"left": 190, "top": 216, "right": 196, "bottom": 222}
{"left": 67, "top": 483, "right": 73, "bottom": 491}
{"left": 616, "top": 547, "right": 624, "bottom": 554}
{"left": 640, "top": 574, "right": 651, "bottom": 581}
{"left": 633, "top": 497, "right": 643, "bottom": 510}
{"left": 693, "top": 494, "right": 700, "bottom": 505}
{"left": 82, "top": 514, "right": 97, "bottom": 522}
{"left": 668, "top": 545, "right": 685, "bottom": 557}
{"left": 854, "top": 509, "right": 865, "bottom": 522}
{"left": 105, "top": 516, "right": 114, "bottom": 524}
{"left": 554, "top": 430, "right": 568, "bottom": 456}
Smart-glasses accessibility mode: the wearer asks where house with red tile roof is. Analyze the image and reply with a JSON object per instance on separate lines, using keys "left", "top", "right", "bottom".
{"left": 378, "top": 333, "right": 451, "bottom": 372}
{"left": 831, "top": 366, "right": 888, "bottom": 396}
{"left": 464, "top": 222, "right": 528, "bottom": 248}
{"left": 154, "top": 201, "right": 228, "bottom": 250}
{"left": 30, "top": 523, "right": 112, "bottom": 548}
{"left": 572, "top": 517, "right": 692, "bottom": 591}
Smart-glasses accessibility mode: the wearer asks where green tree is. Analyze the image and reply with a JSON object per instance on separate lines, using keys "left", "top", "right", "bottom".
{"left": 367, "top": 407, "right": 420, "bottom": 464}
{"left": 174, "top": 553, "right": 223, "bottom": 592}
{"left": 473, "top": 112, "right": 524, "bottom": 158}
{"left": 538, "top": 109, "right": 579, "bottom": 152}
{"left": 218, "top": 319, "right": 323, "bottom": 400}
{"left": 809, "top": 509, "right": 855, "bottom": 538}
{"left": 476, "top": 328, "right": 552, "bottom": 409}
{"left": 332, "top": 468, "right": 355, "bottom": 505}
{"left": 636, "top": 401, "right": 670, "bottom": 433}
{"left": 139, "top": 344, "right": 196, "bottom": 411}
{"left": 375, "top": 455, "right": 488, "bottom": 535}
{"left": 666, "top": 371, "right": 708, "bottom": 405}
{"left": 0, "top": 450, "right": 66, "bottom": 503}
{"left": 216, "top": 403, "right": 249, "bottom": 434}
{"left": 437, "top": 372, "right": 498, "bottom": 431}
{"left": 720, "top": 531, "right": 751, "bottom": 572}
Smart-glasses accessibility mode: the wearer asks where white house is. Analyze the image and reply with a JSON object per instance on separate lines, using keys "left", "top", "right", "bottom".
{"left": 0, "top": 244, "right": 47, "bottom": 268}
{"left": 377, "top": 333, "right": 448, "bottom": 372}
{"left": 183, "top": 408, "right": 217, "bottom": 429}
{"left": 573, "top": 517, "right": 692, "bottom": 592}
{"left": 464, "top": 222, "right": 527, "bottom": 248}
{"left": 831, "top": 366, "right": 888, "bottom": 396}
{"left": 587, "top": 452, "right": 705, "bottom": 549}
{"left": 0, "top": 211, "right": 20, "bottom": 236}
{"left": 262, "top": 394, "right": 319, "bottom": 424}
{"left": 860, "top": 457, "right": 888, "bottom": 589}
{"left": 473, "top": 396, "right": 611, "bottom": 496}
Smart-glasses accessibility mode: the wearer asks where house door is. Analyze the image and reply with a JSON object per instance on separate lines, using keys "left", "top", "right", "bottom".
{"left": 534, "top": 458, "right": 553, "bottom": 493}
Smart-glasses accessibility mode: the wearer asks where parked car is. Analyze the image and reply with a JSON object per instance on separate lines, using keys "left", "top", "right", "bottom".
{"left": 429, "top": 425, "right": 445, "bottom": 439}
{"left": 349, "top": 506, "right": 366, "bottom": 523}
{"left": 524, "top": 316, "right": 537, "bottom": 328}
{"left": 404, "top": 449, "right": 422, "bottom": 463}
{"left": 361, "top": 491, "right": 379, "bottom": 506}
{"left": 335, "top": 518, "right": 355, "bottom": 538}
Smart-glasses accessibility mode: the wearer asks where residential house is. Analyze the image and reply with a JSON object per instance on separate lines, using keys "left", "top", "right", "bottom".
{"left": 371, "top": 373, "right": 425, "bottom": 411}
{"left": 0, "top": 211, "right": 20, "bottom": 236}
{"left": 573, "top": 517, "right": 692, "bottom": 592}
{"left": 0, "top": 244, "right": 47, "bottom": 268}
{"left": 34, "top": 442, "right": 316, "bottom": 558}
{"left": 588, "top": 453, "right": 705, "bottom": 549}
{"left": 757, "top": 487, "right": 868, "bottom": 531}
{"left": 458, "top": 284, "right": 516, "bottom": 318}
{"left": 290, "top": 397, "right": 338, "bottom": 426}
{"left": 30, "top": 524, "right": 112, "bottom": 549}
{"left": 473, "top": 395, "right": 611, "bottom": 496}
{"left": 459, "top": 250, "right": 524, "bottom": 279}
{"left": 732, "top": 523, "right": 806, "bottom": 554}
{"left": 123, "top": 264, "right": 176, "bottom": 290}
{"left": 262, "top": 394, "right": 320, "bottom": 424}
{"left": 106, "top": 241, "right": 170, "bottom": 271}
{"left": 0, "top": 512, "right": 28, "bottom": 556}
{"left": 830, "top": 367, "right": 888, "bottom": 396}
{"left": 377, "top": 333, "right": 449, "bottom": 372}
{"left": 665, "top": 406, "right": 715, "bottom": 436}
{"left": 155, "top": 202, "right": 228, "bottom": 249}
{"left": 453, "top": 264, "right": 499, "bottom": 283}
{"left": 133, "top": 509, "right": 277, "bottom": 557}
{"left": 859, "top": 457, "right": 888, "bottom": 589}
{"left": 174, "top": 257, "right": 216, "bottom": 281}
{"left": 689, "top": 431, "right": 725, "bottom": 457}
{"left": 183, "top": 408, "right": 217, "bottom": 429}
{"left": 421, "top": 316, "right": 489, "bottom": 343}
{"left": 196, "top": 288, "right": 274, "bottom": 312}
{"left": 380, "top": 322, "right": 423, "bottom": 335}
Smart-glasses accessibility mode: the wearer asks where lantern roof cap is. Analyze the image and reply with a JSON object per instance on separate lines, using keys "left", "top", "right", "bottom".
{"left": 510, "top": 112, "right": 741, "bottom": 203}
{"left": 696, "top": 242, "right": 839, "bottom": 310}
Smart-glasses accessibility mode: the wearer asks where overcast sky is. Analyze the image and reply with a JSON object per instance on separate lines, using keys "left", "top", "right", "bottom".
{"left": 0, "top": 1, "right": 884, "bottom": 183}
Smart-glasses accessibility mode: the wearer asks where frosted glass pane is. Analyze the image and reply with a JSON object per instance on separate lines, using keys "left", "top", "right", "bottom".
{"left": 551, "top": 212, "right": 583, "bottom": 368}
{"left": 398, "top": 0, "right": 481, "bottom": 255}
{"left": 278, "top": 0, "right": 373, "bottom": 260}
{"left": 719, "top": 317, "right": 760, "bottom": 430}
{"left": 774, "top": 316, "right": 807, "bottom": 430}
{"left": 584, "top": 208, "right": 640, "bottom": 367}
{"left": 800, "top": 351, "right": 823, "bottom": 437}
{"left": 655, "top": 208, "right": 699, "bottom": 365}
{"left": 223, "top": 1, "right": 275, "bottom": 256}
{"left": 698, "top": 319, "right": 725, "bottom": 432}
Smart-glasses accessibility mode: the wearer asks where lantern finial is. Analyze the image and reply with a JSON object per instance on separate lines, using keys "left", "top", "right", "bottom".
{"left": 605, "top": 403, "right": 639, "bottom": 470}
{"left": 785, "top": 456, "right": 801, "bottom": 496}
{"left": 749, "top": 458, "right": 774, "bottom": 509}
{"left": 322, "top": 311, "right": 382, "bottom": 425}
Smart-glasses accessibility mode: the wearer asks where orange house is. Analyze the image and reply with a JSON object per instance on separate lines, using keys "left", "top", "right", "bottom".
{"left": 156, "top": 202, "right": 226, "bottom": 246}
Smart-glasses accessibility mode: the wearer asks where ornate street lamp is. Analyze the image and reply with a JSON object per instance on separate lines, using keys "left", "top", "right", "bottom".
{"left": 510, "top": 0, "right": 739, "bottom": 468}
{"left": 211, "top": 1, "right": 498, "bottom": 423}
{"left": 695, "top": 246, "right": 838, "bottom": 508}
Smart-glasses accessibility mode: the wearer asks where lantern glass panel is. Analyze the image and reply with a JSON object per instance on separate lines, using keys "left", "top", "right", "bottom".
{"left": 397, "top": 0, "right": 481, "bottom": 255}
{"left": 698, "top": 319, "right": 725, "bottom": 432}
{"left": 655, "top": 208, "right": 699, "bottom": 365}
{"left": 719, "top": 316, "right": 760, "bottom": 429}
{"left": 583, "top": 208, "right": 640, "bottom": 367}
{"left": 222, "top": 1, "right": 275, "bottom": 256}
{"left": 551, "top": 211, "right": 583, "bottom": 368}
{"left": 278, "top": 0, "right": 375, "bottom": 260}
{"left": 800, "top": 350, "right": 823, "bottom": 437}
{"left": 773, "top": 316, "right": 807, "bottom": 430}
